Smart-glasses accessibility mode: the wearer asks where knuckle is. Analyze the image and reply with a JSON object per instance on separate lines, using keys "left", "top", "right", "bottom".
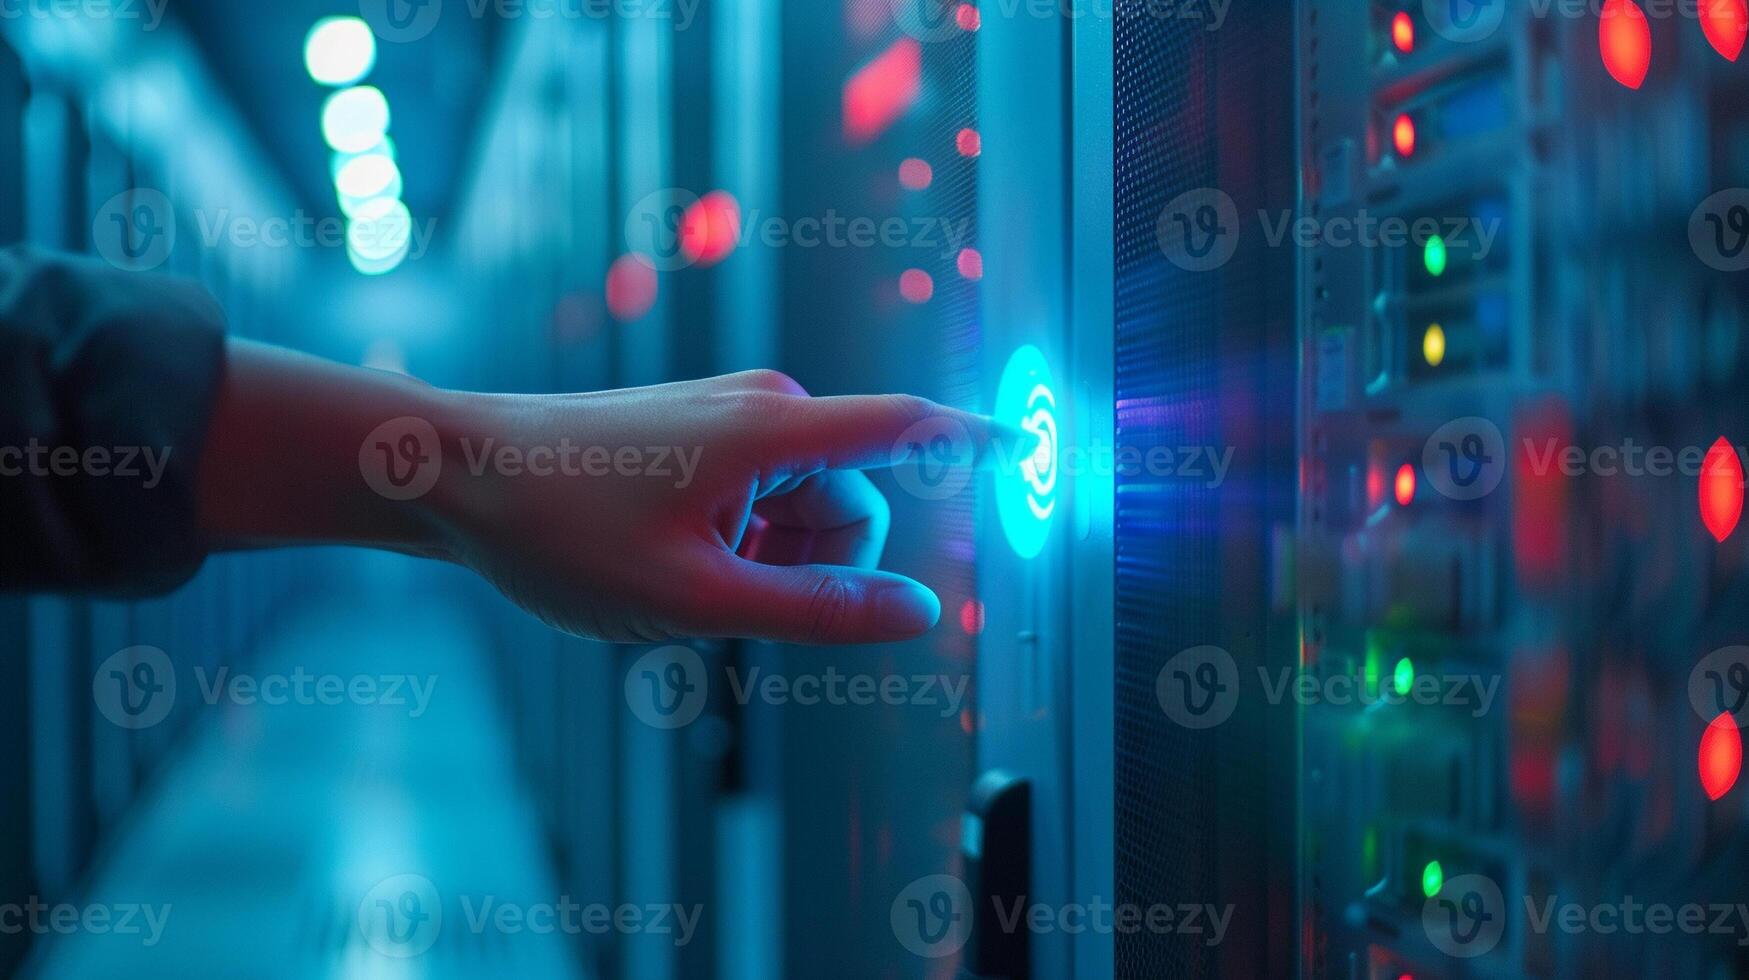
{"left": 802, "top": 574, "right": 853, "bottom": 644}
{"left": 738, "top": 369, "right": 808, "bottom": 397}
{"left": 883, "top": 393, "right": 935, "bottom": 426}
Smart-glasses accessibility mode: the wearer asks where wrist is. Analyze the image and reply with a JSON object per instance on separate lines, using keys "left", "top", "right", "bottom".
{"left": 200, "top": 340, "right": 478, "bottom": 560}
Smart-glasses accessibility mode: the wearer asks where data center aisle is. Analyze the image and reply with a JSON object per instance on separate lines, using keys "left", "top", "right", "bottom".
{"left": 26, "top": 586, "right": 584, "bottom": 979}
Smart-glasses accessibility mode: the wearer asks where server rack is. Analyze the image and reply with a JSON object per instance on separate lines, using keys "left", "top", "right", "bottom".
{"left": 0, "top": 21, "right": 320, "bottom": 973}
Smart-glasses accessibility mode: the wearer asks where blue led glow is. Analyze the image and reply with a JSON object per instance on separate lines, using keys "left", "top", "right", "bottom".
{"left": 995, "top": 345, "right": 1059, "bottom": 558}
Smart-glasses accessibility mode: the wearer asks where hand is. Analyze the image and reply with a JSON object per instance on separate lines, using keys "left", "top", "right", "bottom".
{"left": 201, "top": 346, "right": 1019, "bottom": 645}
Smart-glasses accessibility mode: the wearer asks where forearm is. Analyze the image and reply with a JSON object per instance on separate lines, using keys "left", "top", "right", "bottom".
{"left": 196, "top": 339, "right": 465, "bottom": 559}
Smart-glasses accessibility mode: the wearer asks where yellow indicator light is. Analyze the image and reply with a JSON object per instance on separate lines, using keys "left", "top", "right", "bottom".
{"left": 1423, "top": 323, "right": 1446, "bottom": 367}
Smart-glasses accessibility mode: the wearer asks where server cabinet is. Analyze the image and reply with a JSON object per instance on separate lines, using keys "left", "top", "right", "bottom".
{"left": 1298, "top": 4, "right": 1749, "bottom": 978}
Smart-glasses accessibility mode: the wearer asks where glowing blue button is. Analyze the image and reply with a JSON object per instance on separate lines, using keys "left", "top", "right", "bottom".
{"left": 995, "top": 345, "right": 1059, "bottom": 558}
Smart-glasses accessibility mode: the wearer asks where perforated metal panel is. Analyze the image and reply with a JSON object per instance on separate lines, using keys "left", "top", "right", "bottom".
{"left": 1112, "top": 6, "right": 1299, "bottom": 976}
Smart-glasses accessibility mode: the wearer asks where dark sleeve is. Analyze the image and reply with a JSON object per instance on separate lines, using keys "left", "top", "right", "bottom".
{"left": 0, "top": 246, "right": 228, "bottom": 597}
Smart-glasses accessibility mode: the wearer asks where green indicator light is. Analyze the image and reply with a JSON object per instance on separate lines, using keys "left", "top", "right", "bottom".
{"left": 1422, "top": 860, "right": 1444, "bottom": 898}
{"left": 1424, "top": 234, "right": 1448, "bottom": 277}
{"left": 1393, "top": 657, "right": 1415, "bottom": 696}
{"left": 1364, "top": 647, "right": 1381, "bottom": 698}
{"left": 994, "top": 345, "right": 1059, "bottom": 559}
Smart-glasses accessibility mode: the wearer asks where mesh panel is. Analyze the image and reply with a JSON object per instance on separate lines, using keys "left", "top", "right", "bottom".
{"left": 1112, "top": 4, "right": 1297, "bottom": 976}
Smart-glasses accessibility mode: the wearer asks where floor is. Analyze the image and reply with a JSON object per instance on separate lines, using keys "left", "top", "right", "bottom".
{"left": 25, "top": 595, "right": 586, "bottom": 979}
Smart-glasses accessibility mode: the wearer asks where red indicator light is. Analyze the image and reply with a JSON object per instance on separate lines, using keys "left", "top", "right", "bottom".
{"left": 956, "top": 3, "right": 980, "bottom": 31}
{"left": 899, "top": 269, "right": 934, "bottom": 304}
{"left": 679, "top": 190, "right": 741, "bottom": 268}
{"left": 898, "top": 157, "right": 933, "bottom": 190}
{"left": 1701, "top": 436, "right": 1744, "bottom": 542}
{"left": 1395, "top": 463, "right": 1417, "bottom": 507}
{"left": 1702, "top": 0, "right": 1748, "bottom": 60}
{"left": 957, "top": 248, "right": 983, "bottom": 281}
{"left": 1600, "top": 0, "right": 1653, "bottom": 89}
{"left": 1392, "top": 114, "right": 1416, "bottom": 158}
{"left": 1392, "top": 12, "right": 1415, "bottom": 53}
{"left": 1701, "top": 712, "right": 1742, "bottom": 800}
{"left": 606, "top": 254, "right": 658, "bottom": 322}
{"left": 959, "top": 599, "right": 985, "bottom": 635}
{"left": 956, "top": 128, "right": 981, "bottom": 158}
{"left": 843, "top": 39, "right": 922, "bottom": 146}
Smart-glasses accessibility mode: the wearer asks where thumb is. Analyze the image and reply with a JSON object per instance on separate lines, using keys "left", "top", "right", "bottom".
{"left": 692, "top": 553, "right": 941, "bottom": 644}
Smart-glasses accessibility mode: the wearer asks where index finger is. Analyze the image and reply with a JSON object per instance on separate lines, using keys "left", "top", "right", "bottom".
{"left": 779, "top": 394, "right": 1035, "bottom": 472}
